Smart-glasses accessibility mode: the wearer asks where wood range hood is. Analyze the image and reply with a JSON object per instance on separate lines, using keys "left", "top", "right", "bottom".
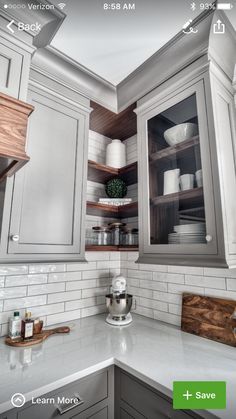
{"left": 0, "top": 93, "right": 34, "bottom": 182}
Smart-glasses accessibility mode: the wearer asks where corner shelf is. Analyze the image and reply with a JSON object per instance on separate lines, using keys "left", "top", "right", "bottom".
{"left": 86, "top": 201, "right": 138, "bottom": 218}
{"left": 88, "top": 160, "right": 137, "bottom": 186}
{"left": 85, "top": 245, "right": 138, "bottom": 252}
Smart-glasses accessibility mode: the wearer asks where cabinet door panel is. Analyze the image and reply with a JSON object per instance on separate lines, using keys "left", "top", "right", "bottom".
{"left": 8, "top": 88, "right": 87, "bottom": 258}
{"left": 0, "top": 41, "right": 22, "bottom": 98}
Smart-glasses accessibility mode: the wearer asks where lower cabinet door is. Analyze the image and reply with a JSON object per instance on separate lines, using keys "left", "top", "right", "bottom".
{"left": 71, "top": 404, "right": 108, "bottom": 419}
{"left": 115, "top": 368, "right": 203, "bottom": 419}
{"left": 119, "top": 401, "right": 145, "bottom": 419}
{"left": 14, "top": 368, "right": 112, "bottom": 419}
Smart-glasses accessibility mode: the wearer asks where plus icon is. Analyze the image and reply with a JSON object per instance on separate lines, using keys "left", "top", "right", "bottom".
{"left": 183, "top": 390, "right": 193, "bottom": 401}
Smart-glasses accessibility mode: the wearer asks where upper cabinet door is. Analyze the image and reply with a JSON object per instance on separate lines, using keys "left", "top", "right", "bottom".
{"left": 7, "top": 87, "right": 89, "bottom": 261}
{"left": 138, "top": 80, "right": 217, "bottom": 260}
{"left": 0, "top": 41, "right": 23, "bottom": 98}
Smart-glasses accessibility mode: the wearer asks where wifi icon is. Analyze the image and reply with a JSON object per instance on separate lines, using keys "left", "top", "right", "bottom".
{"left": 58, "top": 2, "right": 66, "bottom": 9}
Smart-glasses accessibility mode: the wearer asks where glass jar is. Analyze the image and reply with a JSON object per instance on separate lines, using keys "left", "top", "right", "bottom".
{"left": 109, "top": 222, "right": 126, "bottom": 245}
{"left": 92, "top": 226, "right": 111, "bottom": 246}
{"left": 122, "top": 228, "right": 139, "bottom": 246}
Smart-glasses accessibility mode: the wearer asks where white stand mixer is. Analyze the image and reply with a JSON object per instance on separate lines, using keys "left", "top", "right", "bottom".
{"left": 106, "top": 275, "right": 133, "bottom": 326}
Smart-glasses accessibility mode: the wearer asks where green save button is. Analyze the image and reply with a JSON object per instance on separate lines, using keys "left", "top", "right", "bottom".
{"left": 173, "top": 381, "right": 226, "bottom": 410}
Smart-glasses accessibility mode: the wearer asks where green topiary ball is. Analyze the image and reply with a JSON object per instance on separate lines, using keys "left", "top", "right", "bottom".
{"left": 105, "top": 177, "right": 127, "bottom": 198}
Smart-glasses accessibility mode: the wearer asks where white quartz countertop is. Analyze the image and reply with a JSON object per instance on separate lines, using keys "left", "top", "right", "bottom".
{"left": 0, "top": 314, "right": 235, "bottom": 418}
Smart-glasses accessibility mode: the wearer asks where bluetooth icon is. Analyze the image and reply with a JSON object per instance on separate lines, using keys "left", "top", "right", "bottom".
{"left": 190, "top": 2, "right": 196, "bottom": 11}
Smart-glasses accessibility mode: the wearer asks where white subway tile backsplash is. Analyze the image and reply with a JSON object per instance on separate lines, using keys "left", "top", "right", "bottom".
{"left": 5, "top": 274, "right": 47, "bottom": 287}
{"left": 82, "top": 287, "right": 109, "bottom": 298}
{"left": 153, "top": 291, "right": 181, "bottom": 304}
{"left": 140, "top": 279, "right": 167, "bottom": 292}
{"left": 167, "top": 283, "right": 205, "bottom": 295}
{"left": 66, "top": 262, "right": 96, "bottom": 271}
{"left": 153, "top": 310, "right": 181, "bottom": 327}
{"left": 168, "top": 266, "right": 204, "bottom": 275}
{"left": 128, "top": 269, "right": 152, "bottom": 280}
{"left": 226, "top": 278, "right": 236, "bottom": 291}
{"left": 48, "top": 272, "right": 81, "bottom": 283}
{"left": 4, "top": 295, "right": 47, "bottom": 311}
{"left": 0, "top": 265, "right": 28, "bottom": 275}
{"left": 0, "top": 287, "right": 27, "bottom": 299}
{"left": 30, "top": 303, "right": 64, "bottom": 317}
{"left": 66, "top": 280, "right": 97, "bottom": 291}
{"left": 0, "top": 301, "right": 3, "bottom": 311}
{"left": 29, "top": 264, "right": 66, "bottom": 274}
{"left": 46, "top": 310, "right": 81, "bottom": 326}
{"left": 139, "top": 264, "right": 168, "bottom": 272}
{"left": 81, "top": 305, "right": 106, "bottom": 318}
{"left": 185, "top": 275, "right": 226, "bottom": 289}
{"left": 153, "top": 272, "right": 184, "bottom": 284}
{"left": 82, "top": 269, "right": 110, "bottom": 279}
{"left": 48, "top": 290, "right": 81, "bottom": 303}
{"left": 28, "top": 283, "right": 65, "bottom": 296}
{"left": 204, "top": 288, "right": 236, "bottom": 299}
{"left": 65, "top": 297, "right": 97, "bottom": 311}
{"left": 0, "top": 277, "right": 4, "bottom": 287}
{"left": 138, "top": 297, "right": 168, "bottom": 312}
{"left": 127, "top": 285, "right": 153, "bottom": 299}
{"left": 203, "top": 267, "right": 236, "bottom": 278}
{"left": 168, "top": 303, "right": 182, "bottom": 315}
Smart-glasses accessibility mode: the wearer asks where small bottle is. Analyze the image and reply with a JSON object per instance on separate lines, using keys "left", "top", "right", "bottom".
{"left": 9, "top": 311, "right": 22, "bottom": 340}
{"left": 21, "top": 311, "right": 34, "bottom": 340}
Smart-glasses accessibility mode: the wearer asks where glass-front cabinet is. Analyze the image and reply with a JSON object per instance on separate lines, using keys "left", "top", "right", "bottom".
{"left": 137, "top": 79, "right": 220, "bottom": 266}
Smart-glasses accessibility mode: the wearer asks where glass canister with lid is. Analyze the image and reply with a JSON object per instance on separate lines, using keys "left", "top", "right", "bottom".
{"left": 92, "top": 226, "right": 112, "bottom": 246}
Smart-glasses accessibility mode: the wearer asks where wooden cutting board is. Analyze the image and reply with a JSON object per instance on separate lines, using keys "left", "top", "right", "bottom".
{"left": 181, "top": 293, "right": 236, "bottom": 347}
{"left": 5, "top": 326, "right": 70, "bottom": 347}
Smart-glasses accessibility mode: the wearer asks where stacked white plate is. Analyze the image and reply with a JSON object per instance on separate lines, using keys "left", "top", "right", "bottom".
{"left": 168, "top": 223, "right": 206, "bottom": 244}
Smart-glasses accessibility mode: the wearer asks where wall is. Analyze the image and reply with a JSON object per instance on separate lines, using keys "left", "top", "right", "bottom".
{"left": 121, "top": 253, "right": 236, "bottom": 326}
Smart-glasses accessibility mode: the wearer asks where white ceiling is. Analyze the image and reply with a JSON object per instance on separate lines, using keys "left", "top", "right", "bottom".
{"left": 50, "top": 0, "right": 236, "bottom": 86}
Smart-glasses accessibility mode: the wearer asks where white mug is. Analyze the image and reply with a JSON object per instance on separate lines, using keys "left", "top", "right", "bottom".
{"left": 163, "top": 169, "right": 180, "bottom": 195}
{"left": 195, "top": 169, "right": 203, "bottom": 187}
{"left": 180, "top": 174, "right": 194, "bottom": 191}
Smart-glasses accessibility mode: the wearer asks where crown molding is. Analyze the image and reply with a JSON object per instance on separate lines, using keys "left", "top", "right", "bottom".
{"left": 31, "top": 46, "right": 118, "bottom": 112}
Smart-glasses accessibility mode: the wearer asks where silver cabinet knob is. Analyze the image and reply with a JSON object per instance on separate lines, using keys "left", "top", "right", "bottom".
{"left": 205, "top": 235, "right": 213, "bottom": 242}
{"left": 11, "top": 234, "right": 19, "bottom": 242}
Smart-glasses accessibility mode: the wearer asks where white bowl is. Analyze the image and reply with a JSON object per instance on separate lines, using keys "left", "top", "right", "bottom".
{"left": 164, "top": 123, "right": 198, "bottom": 146}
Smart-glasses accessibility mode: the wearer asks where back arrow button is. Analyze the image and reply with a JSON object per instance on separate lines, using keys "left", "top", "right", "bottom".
{"left": 7, "top": 20, "right": 14, "bottom": 34}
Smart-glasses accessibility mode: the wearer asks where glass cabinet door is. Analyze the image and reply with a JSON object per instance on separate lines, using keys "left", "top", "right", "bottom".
{"left": 143, "top": 83, "right": 217, "bottom": 254}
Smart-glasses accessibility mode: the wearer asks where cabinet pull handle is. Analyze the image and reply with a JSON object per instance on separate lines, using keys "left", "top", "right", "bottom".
{"left": 56, "top": 393, "right": 84, "bottom": 415}
{"left": 11, "top": 234, "right": 19, "bottom": 242}
{"left": 205, "top": 235, "right": 213, "bottom": 242}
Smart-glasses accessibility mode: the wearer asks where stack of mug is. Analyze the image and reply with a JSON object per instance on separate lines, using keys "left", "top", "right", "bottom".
{"left": 163, "top": 169, "right": 203, "bottom": 195}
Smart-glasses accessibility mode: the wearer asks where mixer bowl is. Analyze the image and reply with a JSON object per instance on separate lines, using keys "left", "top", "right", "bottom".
{"left": 106, "top": 293, "right": 132, "bottom": 319}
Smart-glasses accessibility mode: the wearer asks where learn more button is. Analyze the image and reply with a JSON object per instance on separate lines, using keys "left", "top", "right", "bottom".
{"left": 173, "top": 381, "right": 226, "bottom": 410}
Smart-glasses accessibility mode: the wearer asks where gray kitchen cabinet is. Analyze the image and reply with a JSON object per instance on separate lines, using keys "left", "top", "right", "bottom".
{"left": 115, "top": 368, "right": 203, "bottom": 419}
{"left": 0, "top": 367, "right": 114, "bottom": 419}
{"left": 1, "top": 81, "right": 90, "bottom": 263}
{"left": 135, "top": 43, "right": 236, "bottom": 267}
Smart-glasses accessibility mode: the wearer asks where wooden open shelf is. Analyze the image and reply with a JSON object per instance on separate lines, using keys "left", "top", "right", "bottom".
{"left": 86, "top": 245, "right": 138, "bottom": 252}
{"left": 88, "top": 160, "right": 137, "bottom": 186}
{"left": 149, "top": 136, "right": 199, "bottom": 164}
{"left": 86, "top": 201, "right": 138, "bottom": 218}
{"left": 151, "top": 187, "right": 203, "bottom": 208}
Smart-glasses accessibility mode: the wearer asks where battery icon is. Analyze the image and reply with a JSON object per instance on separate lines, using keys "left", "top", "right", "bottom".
{"left": 217, "top": 3, "right": 233, "bottom": 9}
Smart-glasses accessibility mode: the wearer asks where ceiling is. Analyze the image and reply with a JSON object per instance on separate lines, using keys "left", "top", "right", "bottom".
{"left": 50, "top": 0, "right": 236, "bottom": 86}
